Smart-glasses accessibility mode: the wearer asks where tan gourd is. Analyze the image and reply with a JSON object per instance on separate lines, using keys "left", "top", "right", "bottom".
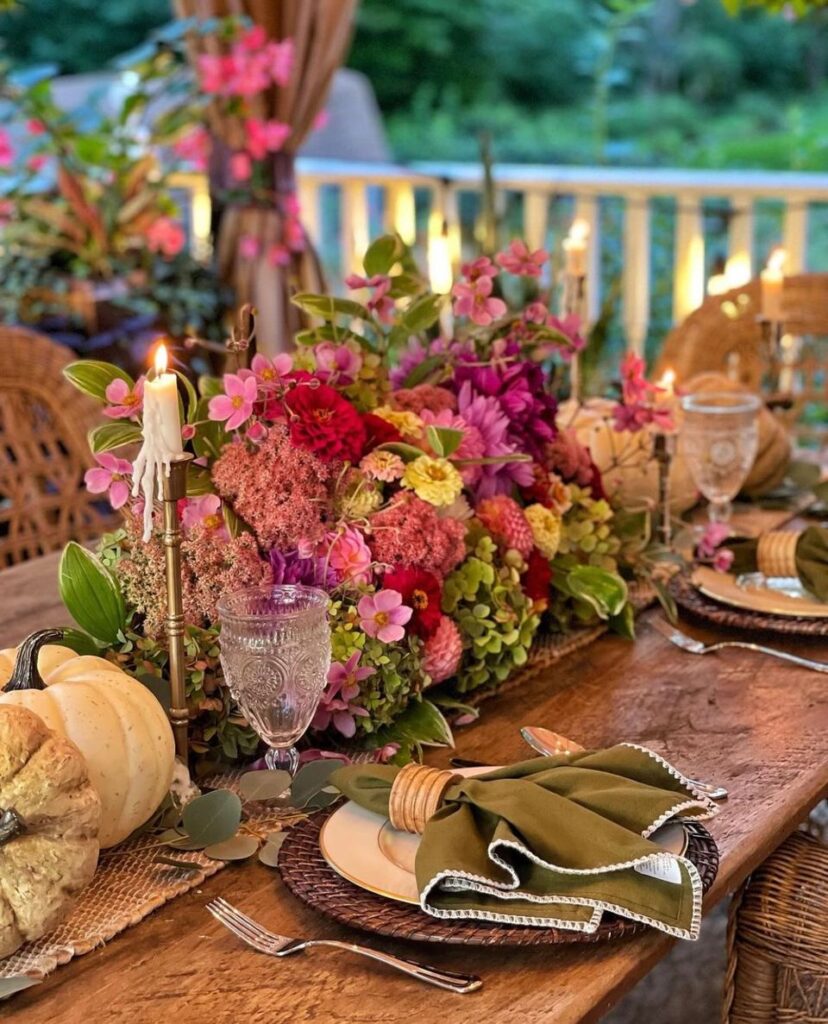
{"left": 0, "top": 631, "right": 175, "bottom": 848}
{"left": 683, "top": 373, "right": 791, "bottom": 497}
{"left": 0, "top": 705, "right": 100, "bottom": 958}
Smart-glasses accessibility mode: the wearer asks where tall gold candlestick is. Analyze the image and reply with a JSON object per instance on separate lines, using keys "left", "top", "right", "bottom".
{"left": 563, "top": 272, "right": 586, "bottom": 402}
{"left": 161, "top": 452, "right": 194, "bottom": 761}
{"left": 653, "top": 431, "right": 676, "bottom": 547}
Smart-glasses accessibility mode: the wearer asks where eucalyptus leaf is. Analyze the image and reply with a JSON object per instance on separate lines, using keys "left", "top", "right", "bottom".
{"left": 160, "top": 828, "right": 207, "bottom": 851}
{"left": 63, "top": 360, "right": 132, "bottom": 402}
{"left": 238, "top": 770, "right": 292, "bottom": 802}
{"left": 58, "top": 542, "right": 126, "bottom": 645}
{"left": 204, "top": 835, "right": 259, "bottom": 861}
{"left": 302, "top": 789, "right": 342, "bottom": 811}
{"left": 288, "top": 758, "right": 348, "bottom": 807}
{"left": 258, "top": 832, "right": 287, "bottom": 867}
{"left": 181, "top": 789, "right": 242, "bottom": 848}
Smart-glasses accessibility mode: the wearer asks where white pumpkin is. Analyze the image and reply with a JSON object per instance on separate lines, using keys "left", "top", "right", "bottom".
{"left": 0, "top": 631, "right": 175, "bottom": 848}
{"left": 557, "top": 398, "right": 699, "bottom": 514}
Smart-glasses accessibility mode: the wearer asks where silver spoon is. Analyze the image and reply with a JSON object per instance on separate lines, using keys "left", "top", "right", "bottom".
{"left": 520, "top": 725, "right": 728, "bottom": 801}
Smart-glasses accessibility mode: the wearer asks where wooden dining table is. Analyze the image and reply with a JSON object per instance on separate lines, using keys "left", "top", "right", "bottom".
{"left": 2, "top": 550, "right": 827, "bottom": 1024}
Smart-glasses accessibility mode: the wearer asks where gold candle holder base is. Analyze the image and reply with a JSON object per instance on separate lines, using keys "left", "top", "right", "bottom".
{"left": 654, "top": 432, "right": 676, "bottom": 547}
{"left": 161, "top": 452, "right": 194, "bottom": 761}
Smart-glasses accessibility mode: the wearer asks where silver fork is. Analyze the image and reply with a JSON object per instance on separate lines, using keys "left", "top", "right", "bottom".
{"left": 206, "top": 897, "right": 482, "bottom": 994}
{"left": 651, "top": 617, "right": 828, "bottom": 674}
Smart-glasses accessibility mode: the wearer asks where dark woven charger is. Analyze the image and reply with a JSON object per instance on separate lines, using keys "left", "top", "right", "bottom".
{"left": 278, "top": 808, "right": 719, "bottom": 947}
{"left": 670, "top": 574, "right": 828, "bottom": 638}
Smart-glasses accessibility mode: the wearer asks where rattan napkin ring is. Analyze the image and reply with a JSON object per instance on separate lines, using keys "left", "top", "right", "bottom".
{"left": 388, "top": 764, "right": 460, "bottom": 834}
{"left": 757, "top": 531, "right": 799, "bottom": 579}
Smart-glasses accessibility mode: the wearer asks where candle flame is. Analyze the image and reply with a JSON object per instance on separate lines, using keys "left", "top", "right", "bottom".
{"left": 154, "top": 343, "right": 168, "bottom": 376}
{"left": 568, "top": 218, "right": 589, "bottom": 243}
{"left": 767, "top": 247, "right": 787, "bottom": 274}
{"left": 657, "top": 368, "right": 676, "bottom": 396}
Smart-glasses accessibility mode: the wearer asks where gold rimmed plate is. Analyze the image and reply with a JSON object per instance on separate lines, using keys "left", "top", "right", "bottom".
{"left": 692, "top": 566, "right": 828, "bottom": 619}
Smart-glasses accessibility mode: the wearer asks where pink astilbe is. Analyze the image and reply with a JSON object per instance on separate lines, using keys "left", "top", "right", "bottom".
{"left": 212, "top": 422, "right": 337, "bottom": 551}
{"left": 369, "top": 492, "right": 467, "bottom": 579}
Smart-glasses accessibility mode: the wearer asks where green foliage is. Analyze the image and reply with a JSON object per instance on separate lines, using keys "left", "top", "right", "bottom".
{"left": 58, "top": 541, "right": 126, "bottom": 645}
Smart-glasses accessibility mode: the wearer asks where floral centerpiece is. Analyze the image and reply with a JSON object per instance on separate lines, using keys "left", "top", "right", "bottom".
{"left": 60, "top": 233, "right": 669, "bottom": 771}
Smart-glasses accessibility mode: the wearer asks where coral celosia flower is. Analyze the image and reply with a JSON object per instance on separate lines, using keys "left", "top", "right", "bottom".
{"left": 146, "top": 217, "right": 185, "bottom": 258}
{"left": 476, "top": 495, "right": 534, "bottom": 557}
{"left": 451, "top": 275, "right": 507, "bottom": 326}
{"left": 495, "top": 239, "right": 548, "bottom": 277}
{"left": 392, "top": 385, "right": 456, "bottom": 417}
{"left": 524, "top": 504, "right": 562, "bottom": 559}
{"left": 383, "top": 567, "right": 442, "bottom": 639}
{"left": 402, "top": 455, "right": 463, "bottom": 507}
{"left": 370, "top": 493, "right": 467, "bottom": 579}
{"left": 285, "top": 382, "right": 366, "bottom": 464}
{"left": 103, "top": 376, "right": 144, "bottom": 420}
{"left": 181, "top": 494, "right": 227, "bottom": 537}
{"left": 325, "top": 526, "right": 374, "bottom": 586}
{"left": 311, "top": 651, "right": 372, "bottom": 738}
{"left": 84, "top": 452, "right": 132, "bottom": 510}
{"left": 208, "top": 373, "right": 258, "bottom": 431}
{"left": 423, "top": 615, "right": 463, "bottom": 684}
{"left": 357, "top": 589, "right": 413, "bottom": 643}
{"left": 360, "top": 450, "right": 405, "bottom": 483}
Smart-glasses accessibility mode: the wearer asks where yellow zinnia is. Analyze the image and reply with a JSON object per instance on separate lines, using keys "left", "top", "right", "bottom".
{"left": 525, "top": 503, "right": 562, "bottom": 558}
{"left": 373, "top": 405, "right": 424, "bottom": 440}
{"left": 402, "top": 456, "right": 463, "bottom": 507}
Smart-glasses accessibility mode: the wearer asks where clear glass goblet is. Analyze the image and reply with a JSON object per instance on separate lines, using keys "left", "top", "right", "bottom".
{"left": 217, "top": 585, "right": 331, "bottom": 775}
{"left": 679, "top": 391, "right": 761, "bottom": 526}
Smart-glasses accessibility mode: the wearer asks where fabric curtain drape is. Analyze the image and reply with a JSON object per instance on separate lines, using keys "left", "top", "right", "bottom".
{"left": 174, "top": 0, "right": 359, "bottom": 353}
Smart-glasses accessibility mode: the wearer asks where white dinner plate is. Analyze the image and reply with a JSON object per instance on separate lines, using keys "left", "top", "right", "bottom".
{"left": 692, "top": 566, "right": 828, "bottom": 619}
{"left": 319, "top": 767, "right": 689, "bottom": 905}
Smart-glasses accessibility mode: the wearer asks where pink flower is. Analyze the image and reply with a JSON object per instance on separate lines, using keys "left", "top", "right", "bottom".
{"left": 452, "top": 276, "right": 507, "bottom": 326}
{"left": 146, "top": 217, "right": 185, "bottom": 258}
{"left": 84, "top": 452, "right": 132, "bottom": 510}
{"left": 423, "top": 615, "right": 463, "bottom": 683}
{"left": 181, "top": 424, "right": 196, "bottom": 441}
{"left": 239, "top": 24, "right": 267, "bottom": 51}
{"left": 0, "top": 129, "right": 13, "bottom": 167}
{"left": 697, "top": 521, "right": 732, "bottom": 559}
{"left": 325, "top": 527, "right": 373, "bottom": 586}
{"left": 239, "top": 234, "right": 260, "bottom": 261}
{"left": 250, "top": 352, "right": 292, "bottom": 388}
{"left": 495, "top": 239, "right": 548, "bottom": 277}
{"left": 244, "top": 118, "right": 291, "bottom": 159}
{"left": 173, "top": 127, "right": 210, "bottom": 171}
{"left": 524, "top": 301, "right": 548, "bottom": 324}
{"left": 311, "top": 651, "right": 373, "bottom": 738}
{"left": 266, "top": 38, "right": 295, "bottom": 87}
{"left": 230, "top": 151, "right": 252, "bottom": 181}
{"left": 460, "top": 256, "right": 496, "bottom": 282}
{"left": 314, "top": 342, "right": 362, "bottom": 384}
{"left": 283, "top": 215, "right": 305, "bottom": 253}
{"left": 103, "top": 376, "right": 144, "bottom": 420}
{"left": 197, "top": 53, "right": 231, "bottom": 93}
{"left": 181, "top": 493, "right": 227, "bottom": 537}
{"left": 246, "top": 420, "right": 268, "bottom": 442}
{"left": 713, "top": 548, "right": 735, "bottom": 572}
{"left": 620, "top": 352, "right": 655, "bottom": 405}
{"left": 208, "top": 373, "right": 258, "bottom": 431}
{"left": 0, "top": 199, "right": 14, "bottom": 226}
{"left": 266, "top": 242, "right": 290, "bottom": 267}
{"left": 357, "top": 589, "right": 413, "bottom": 643}
{"left": 312, "top": 109, "right": 329, "bottom": 132}
{"left": 26, "top": 119, "right": 46, "bottom": 135}
{"left": 26, "top": 154, "right": 47, "bottom": 173}
{"left": 345, "top": 273, "right": 395, "bottom": 323}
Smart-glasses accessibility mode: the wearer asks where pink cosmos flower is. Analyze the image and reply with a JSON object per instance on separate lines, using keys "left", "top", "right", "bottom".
{"left": 26, "top": 154, "right": 47, "bottom": 173}
{"left": 208, "top": 373, "right": 258, "bottom": 431}
{"left": 239, "top": 24, "right": 267, "bottom": 51}
{"left": 345, "top": 273, "right": 395, "bottom": 323}
{"left": 181, "top": 424, "right": 196, "bottom": 441}
{"left": 84, "top": 453, "right": 132, "bottom": 510}
{"left": 325, "top": 527, "right": 373, "bottom": 586}
{"left": 314, "top": 342, "right": 362, "bottom": 384}
{"left": 181, "top": 493, "right": 227, "bottom": 538}
{"left": 460, "top": 256, "right": 497, "bottom": 282}
{"left": 713, "top": 548, "right": 735, "bottom": 572}
{"left": 239, "top": 234, "right": 261, "bottom": 261}
{"left": 146, "top": 217, "right": 185, "bottom": 258}
{"left": 267, "top": 242, "right": 290, "bottom": 267}
{"left": 197, "top": 53, "right": 231, "bottom": 93}
{"left": 103, "top": 376, "right": 144, "bottom": 420}
{"left": 249, "top": 352, "right": 292, "bottom": 388}
{"left": 620, "top": 352, "right": 656, "bottom": 405}
{"left": 697, "top": 521, "right": 732, "bottom": 559}
{"left": 311, "top": 651, "right": 373, "bottom": 738}
{"left": 266, "top": 38, "right": 295, "bottom": 87}
{"left": 496, "top": 239, "right": 548, "bottom": 277}
{"left": 27, "top": 119, "right": 46, "bottom": 135}
{"left": 312, "top": 109, "right": 329, "bottom": 132}
{"left": 230, "top": 151, "right": 252, "bottom": 181}
{"left": 244, "top": 118, "right": 291, "bottom": 159}
{"left": 611, "top": 402, "right": 674, "bottom": 434}
{"left": 173, "top": 127, "right": 210, "bottom": 171}
{"left": 357, "top": 589, "right": 413, "bottom": 643}
{"left": 452, "top": 276, "right": 507, "bottom": 326}
{"left": 0, "top": 129, "right": 13, "bottom": 167}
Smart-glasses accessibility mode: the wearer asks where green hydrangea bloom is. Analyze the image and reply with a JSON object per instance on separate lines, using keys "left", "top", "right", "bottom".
{"left": 557, "top": 484, "right": 621, "bottom": 573}
{"left": 441, "top": 522, "right": 540, "bottom": 694}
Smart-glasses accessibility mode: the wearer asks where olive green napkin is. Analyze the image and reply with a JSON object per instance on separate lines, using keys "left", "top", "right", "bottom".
{"left": 729, "top": 526, "right": 828, "bottom": 601}
{"left": 331, "top": 745, "right": 718, "bottom": 940}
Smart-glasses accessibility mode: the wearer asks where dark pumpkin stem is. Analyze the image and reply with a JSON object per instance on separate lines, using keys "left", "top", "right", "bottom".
{"left": 0, "top": 809, "right": 22, "bottom": 846}
{"left": 3, "top": 629, "right": 65, "bottom": 693}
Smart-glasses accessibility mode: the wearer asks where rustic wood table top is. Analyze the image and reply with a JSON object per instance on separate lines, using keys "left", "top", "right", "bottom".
{"left": 1, "top": 551, "right": 827, "bottom": 1024}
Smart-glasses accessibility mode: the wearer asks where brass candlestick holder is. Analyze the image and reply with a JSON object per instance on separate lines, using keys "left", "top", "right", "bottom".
{"left": 562, "top": 272, "right": 586, "bottom": 402}
{"left": 653, "top": 431, "right": 676, "bottom": 547}
{"left": 161, "top": 452, "right": 194, "bottom": 761}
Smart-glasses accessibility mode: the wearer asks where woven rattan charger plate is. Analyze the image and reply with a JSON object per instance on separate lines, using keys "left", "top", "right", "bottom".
{"left": 277, "top": 807, "right": 719, "bottom": 946}
{"left": 670, "top": 573, "right": 828, "bottom": 638}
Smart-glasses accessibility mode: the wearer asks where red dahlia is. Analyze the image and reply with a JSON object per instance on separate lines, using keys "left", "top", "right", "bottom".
{"left": 383, "top": 566, "right": 443, "bottom": 639}
{"left": 362, "top": 412, "right": 403, "bottom": 454}
{"left": 285, "top": 382, "right": 366, "bottom": 464}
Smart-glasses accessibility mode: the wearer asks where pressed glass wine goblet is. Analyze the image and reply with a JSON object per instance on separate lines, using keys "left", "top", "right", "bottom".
{"left": 217, "top": 585, "right": 331, "bottom": 775}
{"left": 679, "top": 391, "right": 761, "bottom": 526}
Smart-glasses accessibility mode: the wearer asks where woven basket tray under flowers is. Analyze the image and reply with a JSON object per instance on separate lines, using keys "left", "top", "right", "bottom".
{"left": 59, "top": 234, "right": 673, "bottom": 772}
